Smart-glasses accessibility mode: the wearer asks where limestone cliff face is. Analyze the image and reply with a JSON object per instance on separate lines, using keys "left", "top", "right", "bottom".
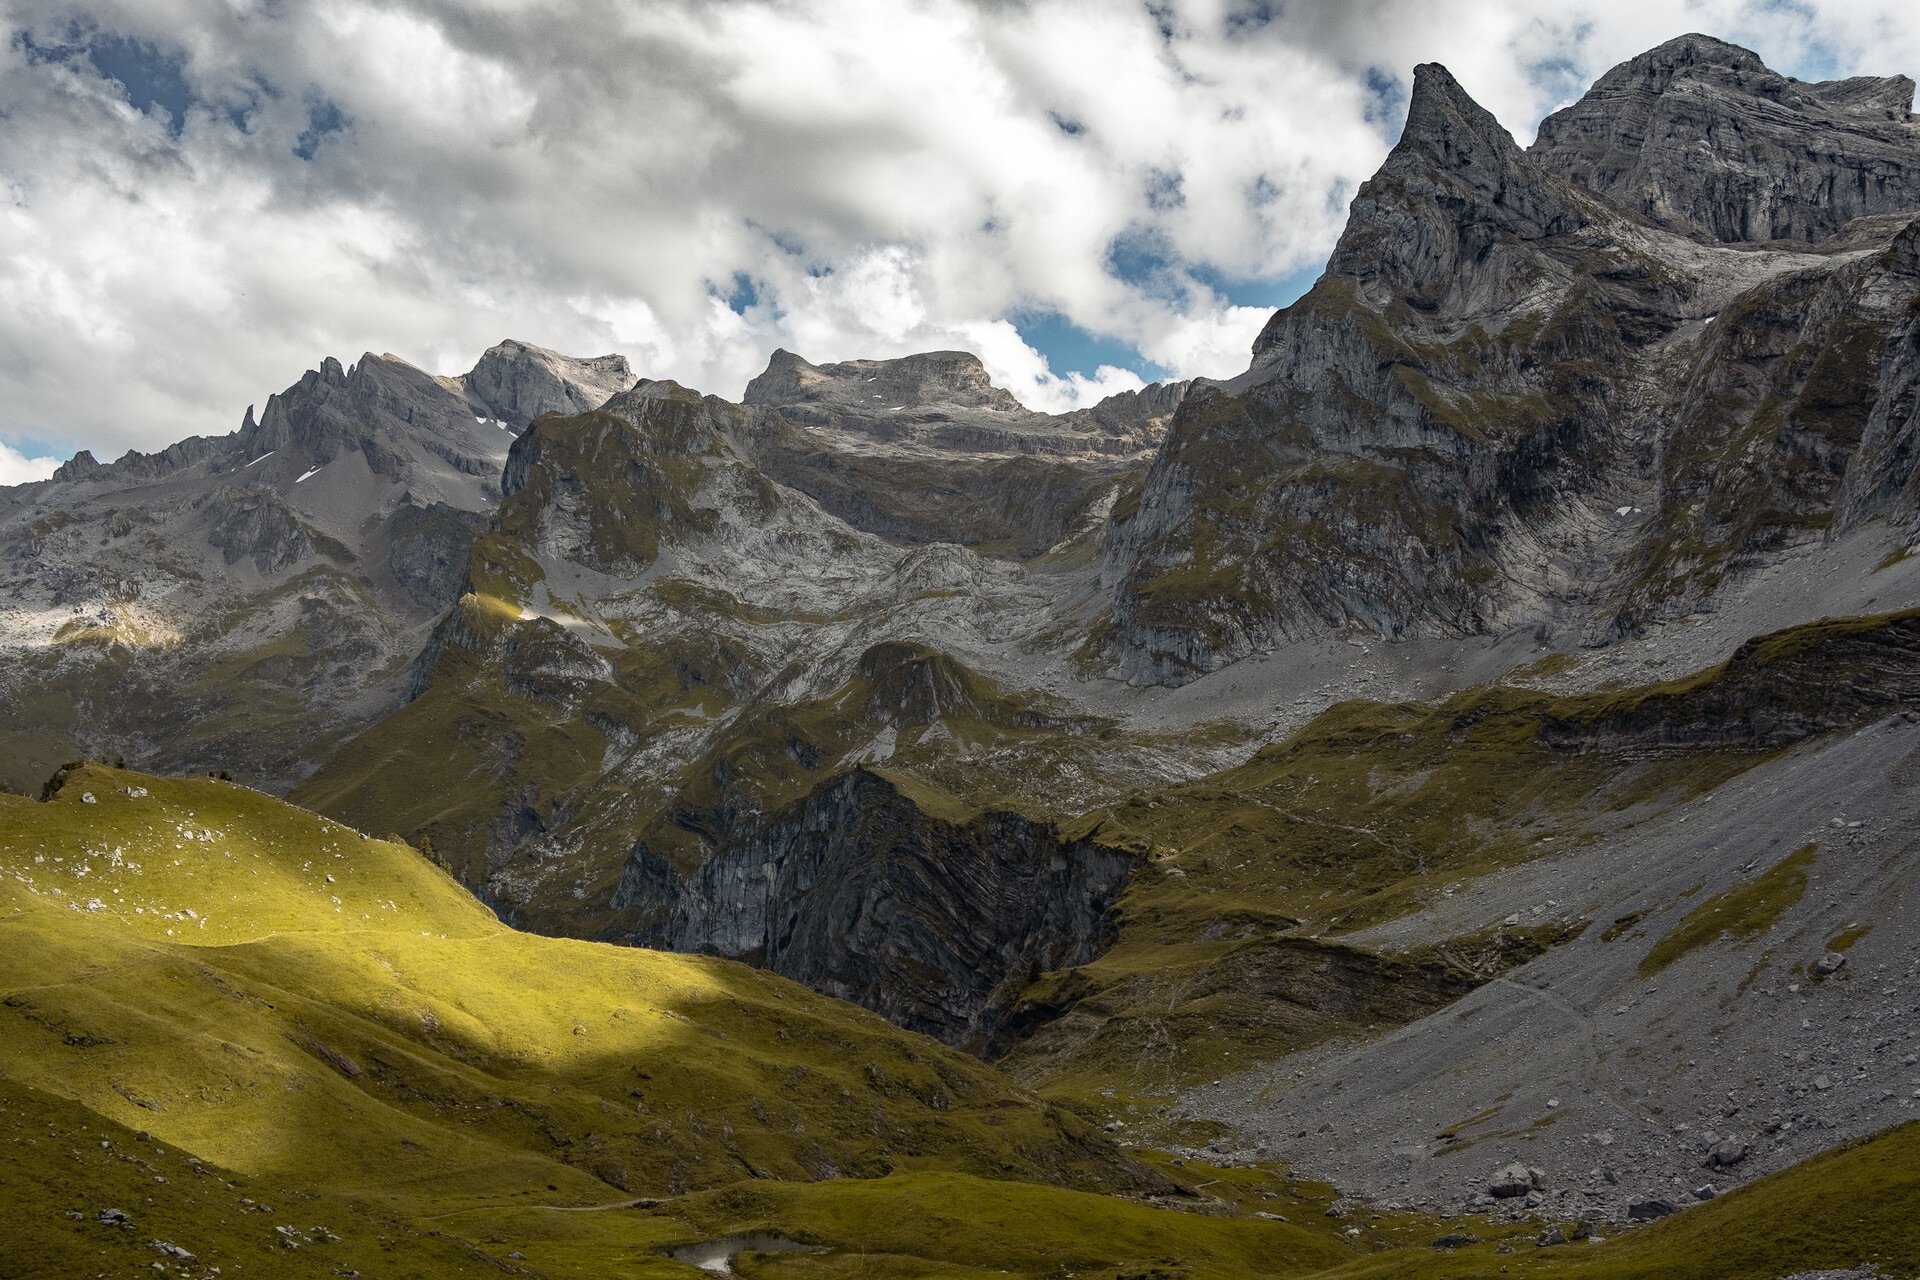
{"left": 611, "top": 768, "right": 1137, "bottom": 1049}
{"left": 742, "top": 348, "right": 1183, "bottom": 559}
{"left": 1530, "top": 33, "right": 1920, "bottom": 246}
{"left": 1101, "top": 45, "right": 1920, "bottom": 684}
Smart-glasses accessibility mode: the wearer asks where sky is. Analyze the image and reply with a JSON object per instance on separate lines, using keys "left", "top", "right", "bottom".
{"left": 2, "top": 0, "right": 1919, "bottom": 482}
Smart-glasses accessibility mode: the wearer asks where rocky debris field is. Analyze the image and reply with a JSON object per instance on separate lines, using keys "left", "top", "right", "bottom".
{"left": 1180, "top": 710, "right": 1920, "bottom": 1226}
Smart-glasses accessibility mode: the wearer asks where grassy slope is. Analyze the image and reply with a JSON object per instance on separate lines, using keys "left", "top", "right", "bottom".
{"left": 5, "top": 769, "right": 1913, "bottom": 1277}
{"left": 1, "top": 766, "right": 1361, "bottom": 1279}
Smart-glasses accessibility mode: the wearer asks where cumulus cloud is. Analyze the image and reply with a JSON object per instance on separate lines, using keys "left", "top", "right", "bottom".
{"left": 1, "top": 0, "right": 1917, "bottom": 463}
{"left": 0, "top": 441, "right": 59, "bottom": 485}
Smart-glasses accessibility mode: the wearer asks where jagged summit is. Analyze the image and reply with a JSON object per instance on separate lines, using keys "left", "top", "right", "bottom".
{"left": 1530, "top": 31, "right": 1920, "bottom": 243}
{"left": 42, "top": 339, "right": 635, "bottom": 494}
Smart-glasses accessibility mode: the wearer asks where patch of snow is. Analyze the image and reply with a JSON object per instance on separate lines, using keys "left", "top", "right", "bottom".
{"left": 294, "top": 467, "right": 322, "bottom": 484}
{"left": 245, "top": 451, "right": 275, "bottom": 467}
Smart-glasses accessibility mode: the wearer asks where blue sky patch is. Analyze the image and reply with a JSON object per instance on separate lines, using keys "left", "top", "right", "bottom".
{"left": 87, "top": 33, "right": 194, "bottom": 134}
{"left": 1188, "top": 260, "right": 1322, "bottom": 310}
{"left": 294, "top": 99, "right": 346, "bottom": 160}
{"left": 1013, "top": 311, "right": 1172, "bottom": 383}
{"left": 724, "top": 272, "right": 760, "bottom": 314}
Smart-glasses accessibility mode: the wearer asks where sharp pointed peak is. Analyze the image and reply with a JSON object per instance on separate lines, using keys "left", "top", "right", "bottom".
{"left": 1399, "top": 62, "right": 1520, "bottom": 158}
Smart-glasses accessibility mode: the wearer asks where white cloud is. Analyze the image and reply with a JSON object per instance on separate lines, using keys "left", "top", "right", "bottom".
{"left": 0, "top": 441, "right": 59, "bottom": 485}
{"left": 1, "top": 0, "right": 1917, "bottom": 459}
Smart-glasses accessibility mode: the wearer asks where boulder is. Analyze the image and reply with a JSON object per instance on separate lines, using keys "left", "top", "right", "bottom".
{"left": 1815, "top": 952, "right": 1847, "bottom": 975}
{"left": 1704, "top": 1138, "right": 1748, "bottom": 1168}
{"left": 1627, "top": 1199, "right": 1679, "bottom": 1221}
{"left": 1433, "top": 1233, "right": 1481, "bottom": 1249}
{"left": 1489, "top": 1162, "right": 1544, "bottom": 1197}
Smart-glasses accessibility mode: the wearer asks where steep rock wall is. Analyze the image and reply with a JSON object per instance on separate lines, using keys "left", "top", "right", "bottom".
{"left": 611, "top": 769, "right": 1138, "bottom": 1050}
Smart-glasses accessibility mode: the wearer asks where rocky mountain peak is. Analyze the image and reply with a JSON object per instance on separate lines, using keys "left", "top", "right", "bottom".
{"left": 1530, "top": 33, "right": 1920, "bottom": 243}
{"left": 460, "top": 339, "right": 636, "bottom": 428}
{"left": 243, "top": 351, "right": 504, "bottom": 491}
{"left": 1396, "top": 61, "right": 1525, "bottom": 174}
{"left": 1297, "top": 60, "right": 1587, "bottom": 343}
{"left": 744, "top": 348, "right": 1025, "bottom": 418}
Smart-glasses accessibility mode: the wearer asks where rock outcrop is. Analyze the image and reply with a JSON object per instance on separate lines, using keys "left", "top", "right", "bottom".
{"left": 612, "top": 768, "right": 1137, "bottom": 1049}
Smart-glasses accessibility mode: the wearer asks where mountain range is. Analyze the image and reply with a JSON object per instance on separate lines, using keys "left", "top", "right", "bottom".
{"left": 4, "top": 32, "right": 1919, "bottom": 1280}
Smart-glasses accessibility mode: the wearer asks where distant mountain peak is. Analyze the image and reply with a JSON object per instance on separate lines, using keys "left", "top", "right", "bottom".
{"left": 745, "top": 348, "right": 1024, "bottom": 415}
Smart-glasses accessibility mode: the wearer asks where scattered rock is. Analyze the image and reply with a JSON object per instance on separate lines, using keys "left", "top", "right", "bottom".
{"left": 97, "top": 1208, "right": 129, "bottom": 1226}
{"left": 1538, "top": 1225, "right": 1569, "bottom": 1247}
{"left": 1433, "top": 1233, "right": 1481, "bottom": 1248}
{"left": 150, "top": 1241, "right": 196, "bottom": 1262}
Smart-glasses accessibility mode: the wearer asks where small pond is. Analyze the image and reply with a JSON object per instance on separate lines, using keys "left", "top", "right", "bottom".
{"left": 671, "top": 1233, "right": 819, "bottom": 1275}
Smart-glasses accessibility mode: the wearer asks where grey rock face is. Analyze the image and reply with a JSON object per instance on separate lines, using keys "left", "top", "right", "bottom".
{"left": 460, "top": 339, "right": 634, "bottom": 428}
{"left": 385, "top": 501, "right": 490, "bottom": 611}
{"left": 1530, "top": 33, "right": 1920, "bottom": 245}
{"left": 611, "top": 768, "right": 1137, "bottom": 1049}
{"left": 746, "top": 348, "right": 1026, "bottom": 423}
{"left": 204, "top": 485, "right": 315, "bottom": 574}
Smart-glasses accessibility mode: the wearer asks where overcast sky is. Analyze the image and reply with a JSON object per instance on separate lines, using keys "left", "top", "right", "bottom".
{"left": 2, "top": 0, "right": 1918, "bottom": 482}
